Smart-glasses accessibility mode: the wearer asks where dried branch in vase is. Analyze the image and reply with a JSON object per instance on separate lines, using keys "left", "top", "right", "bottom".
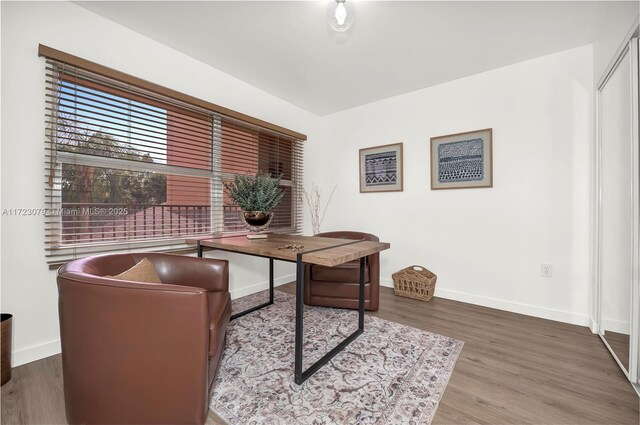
{"left": 300, "top": 183, "right": 337, "bottom": 235}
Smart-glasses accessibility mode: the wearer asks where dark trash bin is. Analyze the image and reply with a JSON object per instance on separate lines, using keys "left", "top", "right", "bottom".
{"left": 1, "top": 314, "right": 12, "bottom": 386}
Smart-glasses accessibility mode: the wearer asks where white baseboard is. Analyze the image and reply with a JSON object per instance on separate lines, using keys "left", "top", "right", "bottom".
{"left": 590, "top": 318, "right": 599, "bottom": 334}
{"left": 13, "top": 339, "right": 61, "bottom": 367}
{"left": 230, "top": 273, "right": 294, "bottom": 300}
{"left": 381, "top": 278, "right": 591, "bottom": 327}
{"left": 600, "top": 317, "right": 631, "bottom": 334}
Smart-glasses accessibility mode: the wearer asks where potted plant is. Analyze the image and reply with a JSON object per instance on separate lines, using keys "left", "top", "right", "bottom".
{"left": 223, "top": 172, "right": 284, "bottom": 236}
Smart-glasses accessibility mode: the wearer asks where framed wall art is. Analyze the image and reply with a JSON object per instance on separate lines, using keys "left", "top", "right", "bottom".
{"left": 430, "top": 128, "right": 493, "bottom": 190}
{"left": 359, "top": 143, "right": 403, "bottom": 193}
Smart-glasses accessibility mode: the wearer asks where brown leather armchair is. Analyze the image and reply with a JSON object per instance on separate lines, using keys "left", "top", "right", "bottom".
{"left": 304, "top": 231, "right": 380, "bottom": 311}
{"left": 57, "top": 253, "right": 231, "bottom": 425}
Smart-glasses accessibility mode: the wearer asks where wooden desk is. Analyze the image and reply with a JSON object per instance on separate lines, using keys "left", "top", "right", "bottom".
{"left": 186, "top": 234, "right": 390, "bottom": 384}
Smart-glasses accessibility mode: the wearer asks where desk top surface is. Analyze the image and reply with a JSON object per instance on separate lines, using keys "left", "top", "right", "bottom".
{"left": 186, "top": 234, "right": 390, "bottom": 267}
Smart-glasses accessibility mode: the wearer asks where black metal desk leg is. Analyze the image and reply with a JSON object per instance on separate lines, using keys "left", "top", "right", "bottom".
{"left": 296, "top": 256, "right": 366, "bottom": 384}
{"left": 294, "top": 254, "right": 304, "bottom": 384}
{"left": 269, "top": 258, "right": 274, "bottom": 304}
{"left": 197, "top": 241, "right": 203, "bottom": 258}
{"left": 359, "top": 256, "right": 365, "bottom": 330}
{"left": 230, "top": 257, "right": 276, "bottom": 321}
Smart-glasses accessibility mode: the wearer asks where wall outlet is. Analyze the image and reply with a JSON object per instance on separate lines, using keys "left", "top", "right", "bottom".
{"left": 541, "top": 264, "right": 553, "bottom": 277}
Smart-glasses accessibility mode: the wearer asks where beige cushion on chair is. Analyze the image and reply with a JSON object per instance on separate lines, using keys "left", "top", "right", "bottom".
{"left": 108, "top": 258, "right": 162, "bottom": 283}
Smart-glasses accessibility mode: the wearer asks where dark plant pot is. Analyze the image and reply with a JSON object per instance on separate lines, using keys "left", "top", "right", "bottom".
{"left": 243, "top": 211, "right": 271, "bottom": 226}
{"left": 1, "top": 314, "right": 12, "bottom": 386}
{"left": 240, "top": 211, "right": 274, "bottom": 233}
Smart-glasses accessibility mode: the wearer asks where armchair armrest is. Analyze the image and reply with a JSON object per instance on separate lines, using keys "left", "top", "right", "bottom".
{"left": 135, "top": 253, "right": 229, "bottom": 293}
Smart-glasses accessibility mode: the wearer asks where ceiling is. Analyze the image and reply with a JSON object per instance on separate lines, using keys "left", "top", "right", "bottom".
{"left": 76, "top": 1, "right": 637, "bottom": 116}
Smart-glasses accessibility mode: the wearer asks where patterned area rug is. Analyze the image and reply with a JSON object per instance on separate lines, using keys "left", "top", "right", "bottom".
{"left": 210, "top": 291, "right": 463, "bottom": 425}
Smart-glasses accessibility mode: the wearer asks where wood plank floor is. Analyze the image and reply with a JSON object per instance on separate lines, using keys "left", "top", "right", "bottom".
{"left": 2, "top": 285, "right": 638, "bottom": 424}
{"left": 604, "top": 330, "right": 631, "bottom": 372}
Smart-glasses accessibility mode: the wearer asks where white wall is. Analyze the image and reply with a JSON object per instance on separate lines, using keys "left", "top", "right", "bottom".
{"left": 0, "top": 1, "right": 319, "bottom": 366}
{"left": 309, "top": 46, "right": 593, "bottom": 326}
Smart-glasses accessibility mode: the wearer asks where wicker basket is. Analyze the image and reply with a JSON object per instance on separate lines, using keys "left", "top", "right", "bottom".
{"left": 392, "top": 265, "right": 437, "bottom": 301}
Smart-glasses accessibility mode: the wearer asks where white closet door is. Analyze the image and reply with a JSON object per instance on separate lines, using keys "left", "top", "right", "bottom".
{"left": 600, "top": 43, "right": 633, "bottom": 376}
{"left": 632, "top": 39, "right": 640, "bottom": 386}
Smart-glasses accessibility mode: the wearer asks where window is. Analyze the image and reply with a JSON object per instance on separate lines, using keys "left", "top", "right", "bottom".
{"left": 42, "top": 47, "right": 305, "bottom": 259}
{"left": 220, "top": 120, "right": 301, "bottom": 232}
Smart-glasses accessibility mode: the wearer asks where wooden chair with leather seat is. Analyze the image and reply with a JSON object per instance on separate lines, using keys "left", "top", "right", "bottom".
{"left": 304, "top": 231, "right": 380, "bottom": 311}
{"left": 57, "top": 252, "right": 231, "bottom": 425}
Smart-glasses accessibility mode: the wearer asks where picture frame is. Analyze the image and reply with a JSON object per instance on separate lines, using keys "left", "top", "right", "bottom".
{"left": 359, "top": 143, "right": 403, "bottom": 193}
{"left": 430, "top": 128, "right": 493, "bottom": 190}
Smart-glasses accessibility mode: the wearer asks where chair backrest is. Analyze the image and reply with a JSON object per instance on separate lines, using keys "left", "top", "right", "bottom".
{"left": 316, "top": 231, "right": 379, "bottom": 242}
{"left": 59, "top": 252, "right": 191, "bottom": 283}
{"left": 315, "top": 231, "right": 380, "bottom": 281}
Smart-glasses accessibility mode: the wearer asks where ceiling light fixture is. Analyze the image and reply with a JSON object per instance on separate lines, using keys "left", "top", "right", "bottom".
{"left": 335, "top": 1, "right": 347, "bottom": 25}
{"left": 327, "top": 0, "right": 354, "bottom": 32}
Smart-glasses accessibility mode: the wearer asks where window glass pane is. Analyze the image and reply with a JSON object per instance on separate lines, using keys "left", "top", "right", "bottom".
{"left": 57, "top": 75, "right": 212, "bottom": 170}
{"left": 221, "top": 121, "right": 259, "bottom": 174}
{"left": 220, "top": 119, "right": 298, "bottom": 232}
{"left": 272, "top": 186, "right": 293, "bottom": 228}
{"left": 57, "top": 80, "right": 169, "bottom": 164}
{"left": 58, "top": 164, "right": 211, "bottom": 244}
{"left": 258, "top": 133, "right": 293, "bottom": 180}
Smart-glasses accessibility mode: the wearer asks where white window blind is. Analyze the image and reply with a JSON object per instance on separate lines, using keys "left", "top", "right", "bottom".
{"left": 43, "top": 55, "right": 304, "bottom": 259}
